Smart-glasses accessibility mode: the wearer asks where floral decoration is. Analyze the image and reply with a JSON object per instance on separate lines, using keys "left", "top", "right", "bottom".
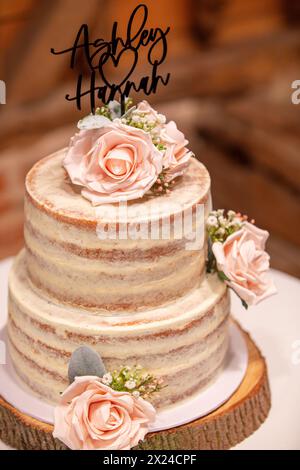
{"left": 53, "top": 376, "right": 156, "bottom": 450}
{"left": 63, "top": 99, "right": 193, "bottom": 205}
{"left": 101, "top": 365, "right": 164, "bottom": 400}
{"left": 206, "top": 210, "right": 277, "bottom": 308}
{"left": 53, "top": 347, "right": 163, "bottom": 450}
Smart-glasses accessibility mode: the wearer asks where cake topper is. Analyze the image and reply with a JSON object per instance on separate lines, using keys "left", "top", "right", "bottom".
{"left": 51, "top": 4, "right": 170, "bottom": 114}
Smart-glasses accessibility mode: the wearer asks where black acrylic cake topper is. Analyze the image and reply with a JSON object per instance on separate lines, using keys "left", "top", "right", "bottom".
{"left": 51, "top": 4, "right": 170, "bottom": 115}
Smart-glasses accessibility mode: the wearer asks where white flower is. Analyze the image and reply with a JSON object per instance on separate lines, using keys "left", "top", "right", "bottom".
{"left": 77, "top": 114, "right": 111, "bottom": 130}
{"left": 218, "top": 216, "right": 227, "bottom": 226}
{"left": 229, "top": 218, "right": 242, "bottom": 228}
{"left": 207, "top": 215, "right": 218, "bottom": 227}
{"left": 216, "top": 227, "right": 225, "bottom": 236}
{"left": 158, "top": 113, "right": 166, "bottom": 124}
{"left": 132, "top": 391, "right": 140, "bottom": 398}
{"left": 125, "top": 380, "right": 136, "bottom": 390}
{"left": 227, "top": 210, "right": 236, "bottom": 218}
{"left": 101, "top": 373, "right": 112, "bottom": 385}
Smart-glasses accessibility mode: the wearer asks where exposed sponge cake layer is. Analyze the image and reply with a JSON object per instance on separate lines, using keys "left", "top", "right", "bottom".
{"left": 8, "top": 250, "right": 230, "bottom": 408}
{"left": 24, "top": 150, "right": 211, "bottom": 311}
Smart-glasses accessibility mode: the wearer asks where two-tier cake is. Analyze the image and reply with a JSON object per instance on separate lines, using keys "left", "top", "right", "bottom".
{"left": 5, "top": 100, "right": 275, "bottom": 450}
{"left": 8, "top": 149, "right": 229, "bottom": 408}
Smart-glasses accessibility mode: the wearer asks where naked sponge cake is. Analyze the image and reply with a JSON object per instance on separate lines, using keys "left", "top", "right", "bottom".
{"left": 7, "top": 100, "right": 231, "bottom": 410}
{"left": 7, "top": 101, "right": 275, "bottom": 425}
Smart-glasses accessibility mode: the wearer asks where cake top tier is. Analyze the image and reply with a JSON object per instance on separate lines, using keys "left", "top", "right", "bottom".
{"left": 25, "top": 149, "right": 211, "bottom": 228}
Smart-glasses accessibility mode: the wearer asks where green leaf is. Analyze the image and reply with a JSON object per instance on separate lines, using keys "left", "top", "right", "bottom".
{"left": 228, "top": 286, "right": 249, "bottom": 310}
{"left": 206, "top": 237, "right": 217, "bottom": 273}
{"left": 218, "top": 271, "right": 230, "bottom": 282}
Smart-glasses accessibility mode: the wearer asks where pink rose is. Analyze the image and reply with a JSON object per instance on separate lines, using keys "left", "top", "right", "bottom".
{"left": 160, "top": 121, "right": 193, "bottom": 181}
{"left": 64, "top": 123, "right": 163, "bottom": 205}
{"left": 212, "top": 222, "right": 276, "bottom": 305}
{"left": 135, "top": 100, "right": 166, "bottom": 124}
{"left": 53, "top": 376, "right": 156, "bottom": 450}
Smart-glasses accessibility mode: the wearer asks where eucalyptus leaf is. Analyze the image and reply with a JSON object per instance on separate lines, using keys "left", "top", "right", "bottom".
{"left": 108, "top": 100, "right": 122, "bottom": 119}
{"left": 68, "top": 346, "right": 106, "bottom": 384}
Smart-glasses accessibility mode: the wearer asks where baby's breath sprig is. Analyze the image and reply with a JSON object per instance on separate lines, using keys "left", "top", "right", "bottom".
{"left": 95, "top": 105, "right": 111, "bottom": 119}
{"left": 121, "top": 107, "right": 166, "bottom": 148}
{"left": 149, "top": 170, "right": 176, "bottom": 196}
{"left": 155, "top": 143, "right": 166, "bottom": 152}
{"left": 124, "top": 97, "right": 134, "bottom": 112}
{"left": 207, "top": 209, "right": 244, "bottom": 244}
{"left": 95, "top": 100, "right": 168, "bottom": 151}
{"left": 95, "top": 98, "right": 134, "bottom": 121}
{"left": 122, "top": 113, "right": 156, "bottom": 132}
{"left": 101, "top": 365, "right": 165, "bottom": 399}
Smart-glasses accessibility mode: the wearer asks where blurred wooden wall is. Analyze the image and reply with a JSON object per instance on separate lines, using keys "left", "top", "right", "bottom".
{"left": 0, "top": 0, "right": 300, "bottom": 277}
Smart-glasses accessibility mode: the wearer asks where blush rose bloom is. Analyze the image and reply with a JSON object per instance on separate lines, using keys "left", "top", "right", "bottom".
{"left": 212, "top": 222, "right": 276, "bottom": 305}
{"left": 64, "top": 123, "right": 163, "bottom": 205}
{"left": 160, "top": 121, "right": 193, "bottom": 181}
{"left": 53, "top": 376, "right": 156, "bottom": 450}
{"left": 135, "top": 100, "right": 166, "bottom": 124}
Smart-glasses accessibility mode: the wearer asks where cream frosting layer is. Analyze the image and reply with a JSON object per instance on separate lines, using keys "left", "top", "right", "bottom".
{"left": 8, "top": 250, "right": 230, "bottom": 407}
{"left": 24, "top": 150, "right": 211, "bottom": 310}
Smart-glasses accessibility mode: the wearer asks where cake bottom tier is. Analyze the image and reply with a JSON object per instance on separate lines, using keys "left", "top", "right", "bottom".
{"left": 7, "top": 250, "right": 230, "bottom": 408}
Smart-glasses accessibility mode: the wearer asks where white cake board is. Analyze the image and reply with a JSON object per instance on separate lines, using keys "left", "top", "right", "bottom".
{"left": 0, "top": 258, "right": 248, "bottom": 432}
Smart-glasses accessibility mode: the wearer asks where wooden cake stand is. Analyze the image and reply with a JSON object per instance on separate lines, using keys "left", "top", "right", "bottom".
{"left": 0, "top": 325, "right": 271, "bottom": 450}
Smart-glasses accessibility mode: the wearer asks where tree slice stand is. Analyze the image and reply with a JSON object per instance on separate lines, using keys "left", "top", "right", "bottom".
{"left": 0, "top": 324, "right": 271, "bottom": 450}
